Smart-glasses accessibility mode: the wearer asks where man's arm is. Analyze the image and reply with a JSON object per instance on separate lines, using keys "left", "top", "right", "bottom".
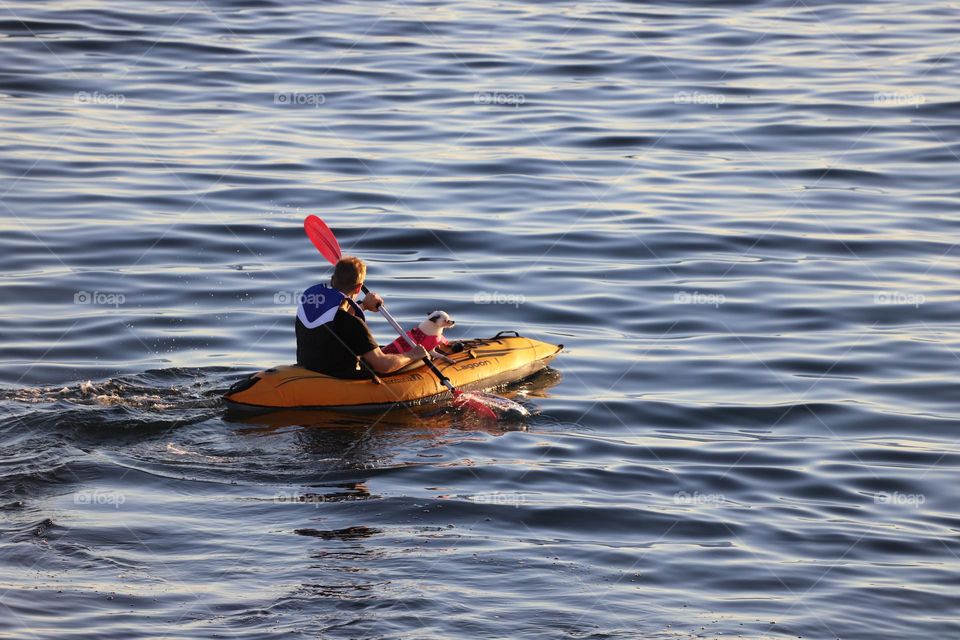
{"left": 362, "top": 345, "right": 429, "bottom": 375}
{"left": 354, "top": 290, "right": 430, "bottom": 373}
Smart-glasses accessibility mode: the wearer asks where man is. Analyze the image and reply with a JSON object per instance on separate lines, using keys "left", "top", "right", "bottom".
{"left": 295, "top": 256, "right": 429, "bottom": 378}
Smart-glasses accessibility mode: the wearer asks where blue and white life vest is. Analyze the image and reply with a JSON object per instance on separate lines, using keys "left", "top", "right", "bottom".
{"left": 295, "top": 283, "right": 365, "bottom": 328}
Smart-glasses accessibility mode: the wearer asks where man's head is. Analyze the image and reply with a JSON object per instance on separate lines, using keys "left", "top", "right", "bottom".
{"left": 331, "top": 256, "right": 366, "bottom": 296}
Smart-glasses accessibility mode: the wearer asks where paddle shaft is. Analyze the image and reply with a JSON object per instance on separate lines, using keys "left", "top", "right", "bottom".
{"left": 360, "top": 284, "right": 458, "bottom": 394}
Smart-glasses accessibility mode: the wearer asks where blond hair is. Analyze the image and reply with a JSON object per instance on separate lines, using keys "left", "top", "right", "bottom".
{"left": 331, "top": 256, "right": 366, "bottom": 293}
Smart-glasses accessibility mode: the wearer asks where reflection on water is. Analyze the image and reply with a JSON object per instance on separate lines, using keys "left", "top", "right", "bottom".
{"left": 2, "top": 0, "right": 960, "bottom": 637}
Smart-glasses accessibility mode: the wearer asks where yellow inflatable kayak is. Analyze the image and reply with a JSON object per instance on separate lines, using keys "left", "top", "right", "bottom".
{"left": 224, "top": 332, "right": 562, "bottom": 412}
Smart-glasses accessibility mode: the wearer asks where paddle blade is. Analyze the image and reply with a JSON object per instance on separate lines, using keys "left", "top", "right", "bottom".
{"left": 452, "top": 390, "right": 528, "bottom": 421}
{"left": 304, "top": 215, "right": 342, "bottom": 265}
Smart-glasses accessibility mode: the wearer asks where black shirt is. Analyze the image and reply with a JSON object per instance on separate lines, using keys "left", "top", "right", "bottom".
{"left": 295, "top": 308, "right": 378, "bottom": 378}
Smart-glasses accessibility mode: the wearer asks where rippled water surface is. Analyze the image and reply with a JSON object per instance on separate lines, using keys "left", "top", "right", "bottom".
{"left": 3, "top": 0, "right": 960, "bottom": 638}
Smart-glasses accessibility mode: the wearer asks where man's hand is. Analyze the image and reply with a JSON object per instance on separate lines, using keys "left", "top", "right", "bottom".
{"left": 361, "top": 291, "right": 383, "bottom": 312}
{"left": 409, "top": 345, "right": 429, "bottom": 361}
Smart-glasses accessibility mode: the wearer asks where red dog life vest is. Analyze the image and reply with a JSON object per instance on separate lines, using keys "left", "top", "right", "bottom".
{"left": 381, "top": 326, "right": 448, "bottom": 354}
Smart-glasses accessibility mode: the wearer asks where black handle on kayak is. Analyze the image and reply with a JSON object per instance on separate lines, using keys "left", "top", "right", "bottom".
{"left": 360, "top": 284, "right": 458, "bottom": 394}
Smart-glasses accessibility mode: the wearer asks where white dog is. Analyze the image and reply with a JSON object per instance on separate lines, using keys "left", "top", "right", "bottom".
{"left": 381, "top": 310, "right": 456, "bottom": 363}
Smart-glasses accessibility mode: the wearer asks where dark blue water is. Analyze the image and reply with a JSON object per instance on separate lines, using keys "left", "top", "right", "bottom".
{"left": 3, "top": 1, "right": 960, "bottom": 637}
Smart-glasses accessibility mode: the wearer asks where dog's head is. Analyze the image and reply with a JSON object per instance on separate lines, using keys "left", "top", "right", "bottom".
{"left": 419, "top": 310, "right": 455, "bottom": 336}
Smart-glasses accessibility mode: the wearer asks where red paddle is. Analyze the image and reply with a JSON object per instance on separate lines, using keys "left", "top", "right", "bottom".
{"left": 304, "top": 216, "right": 342, "bottom": 266}
{"left": 304, "top": 215, "right": 520, "bottom": 420}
